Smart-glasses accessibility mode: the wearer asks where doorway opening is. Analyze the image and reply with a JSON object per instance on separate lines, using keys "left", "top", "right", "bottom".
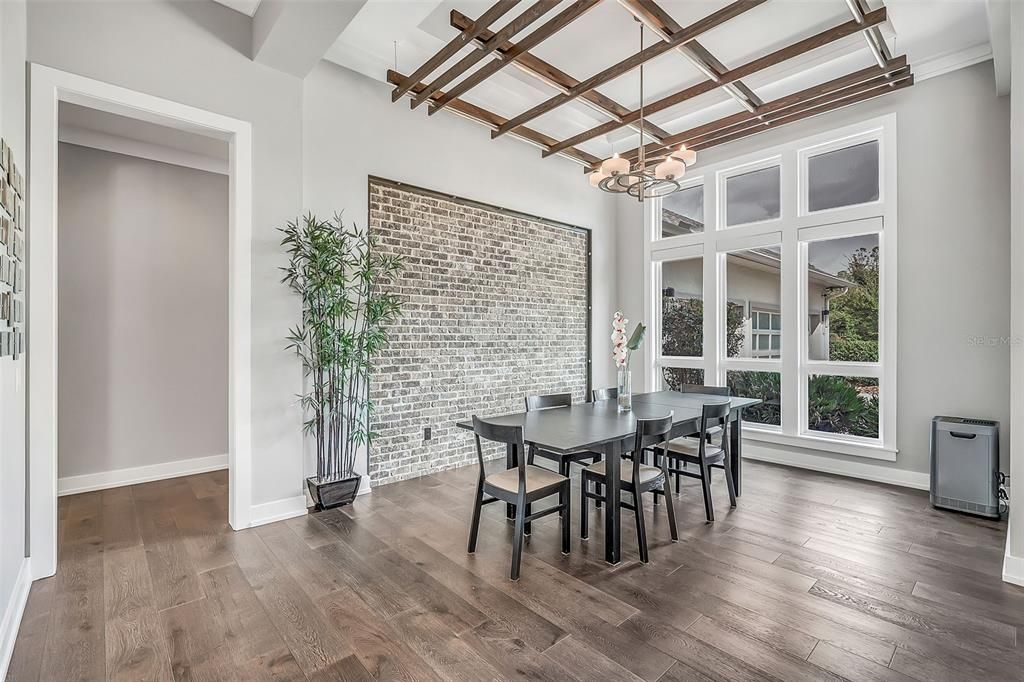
{"left": 28, "top": 65, "right": 253, "bottom": 579}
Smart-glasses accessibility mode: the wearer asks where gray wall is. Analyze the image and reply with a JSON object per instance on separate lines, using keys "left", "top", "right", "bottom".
{"left": 616, "top": 61, "right": 1011, "bottom": 476}
{"left": 302, "top": 61, "right": 620, "bottom": 485}
{"left": 57, "top": 144, "right": 228, "bottom": 479}
{"left": 0, "top": 0, "right": 26, "bottom": 650}
{"left": 29, "top": 0, "right": 304, "bottom": 506}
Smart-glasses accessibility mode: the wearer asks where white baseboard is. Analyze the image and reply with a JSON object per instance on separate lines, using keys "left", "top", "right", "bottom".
{"left": 0, "top": 558, "right": 32, "bottom": 681}
{"left": 1004, "top": 518, "right": 1024, "bottom": 588}
{"left": 57, "top": 454, "right": 228, "bottom": 496}
{"left": 743, "top": 443, "right": 930, "bottom": 490}
{"left": 249, "top": 495, "right": 308, "bottom": 527}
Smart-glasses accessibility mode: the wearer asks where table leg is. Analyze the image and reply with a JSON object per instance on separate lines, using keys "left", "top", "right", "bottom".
{"left": 730, "top": 410, "right": 743, "bottom": 496}
{"left": 506, "top": 443, "right": 516, "bottom": 519}
{"left": 603, "top": 442, "right": 621, "bottom": 564}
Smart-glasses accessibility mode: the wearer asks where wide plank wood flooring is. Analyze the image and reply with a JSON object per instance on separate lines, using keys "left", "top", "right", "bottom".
{"left": 8, "top": 460, "right": 1024, "bottom": 681}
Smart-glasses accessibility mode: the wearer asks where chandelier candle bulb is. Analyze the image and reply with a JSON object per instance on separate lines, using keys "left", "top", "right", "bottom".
{"left": 601, "top": 153, "right": 630, "bottom": 176}
{"left": 672, "top": 145, "right": 698, "bottom": 166}
{"left": 655, "top": 157, "right": 685, "bottom": 180}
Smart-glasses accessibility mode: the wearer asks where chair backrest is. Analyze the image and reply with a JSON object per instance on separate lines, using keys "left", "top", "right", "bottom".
{"left": 700, "top": 400, "right": 732, "bottom": 446}
{"left": 525, "top": 392, "right": 571, "bottom": 412}
{"left": 472, "top": 415, "right": 526, "bottom": 491}
{"left": 678, "top": 384, "right": 730, "bottom": 396}
{"left": 592, "top": 387, "right": 618, "bottom": 402}
{"left": 632, "top": 412, "right": 674, "bottom": 480}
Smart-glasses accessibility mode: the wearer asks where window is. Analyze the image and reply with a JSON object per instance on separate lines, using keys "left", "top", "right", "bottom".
{"left": 724, "top": 164, "right": 781, "bottom": 226}
{"left": 725, "top": 246, "right": 781, "bottom": 359}
{"left": 661, "top": 257, "right": 703, "bottom": 357}
{"left": 662, "top": 367, "right": 704, "bottom": 390}
{"left": 807, "top": 234, "right": 879, "bottom": 362}
{"left": 751, "top": 310, "right": 781, "bottom": 359}
{"left": 807, "top": 141, "right": 879, "bottom": 212}
{"left": 661, "top": 185, "right": 703, "bottom": 238}
{"left": 647, "top": 116, "right": 896, "bottom": 459}
{"left": 808, "top": 375, "right": 879, "bottom": 439}
{"left": 727, "top": 370, "right": 781, "bottom": 426}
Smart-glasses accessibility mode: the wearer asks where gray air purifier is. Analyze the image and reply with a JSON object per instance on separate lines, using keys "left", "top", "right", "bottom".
{"left": 930, "top": 416, "right": 1000, "bottom": 518}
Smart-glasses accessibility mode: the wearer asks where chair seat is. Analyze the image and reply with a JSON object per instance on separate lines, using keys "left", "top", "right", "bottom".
{"left": 663, "top": 438, "right": 726, "bottom": 462}
{"left": 584, "top": 459, "right": 663, "bottom": 485}
{"left": 486, "top": 465, "right": 567, "bottom": 494}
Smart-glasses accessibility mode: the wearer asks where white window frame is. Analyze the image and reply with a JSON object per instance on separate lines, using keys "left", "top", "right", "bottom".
{"left": 646, "top": 114, "right": 897, "bottom": 461}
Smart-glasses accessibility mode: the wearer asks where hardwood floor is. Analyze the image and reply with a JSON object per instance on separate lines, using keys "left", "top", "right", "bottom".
{"left": 7, "top": 461, "right": 1023, "bottom": 681}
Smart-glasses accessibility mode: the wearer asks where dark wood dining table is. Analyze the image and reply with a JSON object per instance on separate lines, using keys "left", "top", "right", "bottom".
{"left": 457, "top": 390, "right": 762, "bottom": 564}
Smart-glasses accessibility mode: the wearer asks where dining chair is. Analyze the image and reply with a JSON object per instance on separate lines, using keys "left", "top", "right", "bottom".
{"left": 579, "top": 412, "right": 677, "bottom": 563}
{"left": 468, "top": 416, "right": 571, "bottom": 581}
{"left": 659, "top": 401, "right": 736, "bottom": 522}
{"left": 663, "top": 384, "right": 730, "bottom": 486}
{"left": 592, "top": 387, "right": 617, "bottom": 402}
{"left": 524, "top": 393, "right": 603, "bottom": 476}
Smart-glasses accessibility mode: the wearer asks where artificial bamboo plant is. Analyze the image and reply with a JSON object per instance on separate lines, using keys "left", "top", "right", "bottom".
{"left": 281, "top": 213, "right": 403, "bottom": 501}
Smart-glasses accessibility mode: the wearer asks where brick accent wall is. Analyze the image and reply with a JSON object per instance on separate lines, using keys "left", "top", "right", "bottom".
{"left": 368, "top": 179, "right": 590, "bottom": 486}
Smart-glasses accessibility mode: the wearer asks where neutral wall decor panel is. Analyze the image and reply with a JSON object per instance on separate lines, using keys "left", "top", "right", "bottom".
{"left": 368, "top": 178, "right": 590, "bottom": 485}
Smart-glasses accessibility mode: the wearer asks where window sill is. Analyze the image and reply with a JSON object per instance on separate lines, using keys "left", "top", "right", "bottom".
{"left": 741, "top": 427, "right": 897, "bottom": 462}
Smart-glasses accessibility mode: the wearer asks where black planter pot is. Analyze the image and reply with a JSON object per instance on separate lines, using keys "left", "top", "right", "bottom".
{"left": 306, "top": 473, "right": 361, "bottom": 511}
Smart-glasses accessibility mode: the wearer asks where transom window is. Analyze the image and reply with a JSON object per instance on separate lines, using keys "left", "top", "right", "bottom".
{"left": 646, "top": 116, "right": 896, "bottom": 460}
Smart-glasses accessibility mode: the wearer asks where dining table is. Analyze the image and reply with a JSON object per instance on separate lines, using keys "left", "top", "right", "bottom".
{"left": 457, "top": 390, "right": 762, "bottom": 564}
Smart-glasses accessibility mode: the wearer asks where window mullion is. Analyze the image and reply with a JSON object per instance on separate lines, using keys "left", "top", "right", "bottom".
{"left": 780, "top": 149, "right": 800, "bottom": 437}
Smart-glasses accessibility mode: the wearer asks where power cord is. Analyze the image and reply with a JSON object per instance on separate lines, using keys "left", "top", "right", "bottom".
{"left": 998, "top": 471, "right": 1009, "bottom": 515}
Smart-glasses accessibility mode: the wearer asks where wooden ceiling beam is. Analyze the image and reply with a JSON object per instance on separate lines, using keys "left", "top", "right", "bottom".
{"left": 390, "top": 0, "right": 520, "bottom": 102}
{"left": 386, "top": 69, "right": 601, "bottom": 167}
{"left": 545, "top": 6, "right": 887, "bottom": 157}
{"left": 610, "top": 56, "right": 907, "bottom": 167}
{"left": 448, "top": 8, "right": 672, "bottom": 141}
{"left": 430, "top": 0, "right": 603, "bottom": 116}
{"left": 617, "top": 0, "right": 763, "bottom": 111}
{"left": 492, "top": 0, "right": 767, "bottom": 139}
{"left": 653, "top": 67, "right": 912, "bottom": 159}
{"left": 687, "top": 73, "right": 913, "bottom": 153}
{"left": 410, "top": 0, "right": 560, "bottom": 110}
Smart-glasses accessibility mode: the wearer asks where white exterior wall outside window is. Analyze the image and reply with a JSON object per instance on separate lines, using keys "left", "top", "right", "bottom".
{"left": 645, "top": 115, "right": 897, "bottom": 460}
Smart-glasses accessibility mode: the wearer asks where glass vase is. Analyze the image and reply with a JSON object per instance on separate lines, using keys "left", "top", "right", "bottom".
{"left": 617, "top": 367, "right": 632, "bottom": 412}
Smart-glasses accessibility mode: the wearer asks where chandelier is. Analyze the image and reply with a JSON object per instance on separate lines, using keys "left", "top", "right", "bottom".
{"left": 588, "top": 22, "right": 696, "bottom": 200}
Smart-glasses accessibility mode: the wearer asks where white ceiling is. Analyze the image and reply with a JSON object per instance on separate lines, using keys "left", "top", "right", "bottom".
{"left": 321, "top": 0, "right": 993, "bottom": 160}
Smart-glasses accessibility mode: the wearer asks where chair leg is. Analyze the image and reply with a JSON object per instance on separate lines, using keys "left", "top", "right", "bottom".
{"left": 594, "top": 478, "right": 602, "bottom": 509}
{"left": 524, "top": 502, "right": 532, "bottom": 536}
{"left": 560, "top": 482, "right": 571, "bottom": 554}
{"left": 634, "top": 491, "right": 649, "bottom": 564}
{"left": 467, "top": 479, "right": 484, "bottom": 553}
{"left": 699, "top": 462, "right": 715, "bottom": 522}
{"left": 528, "top": 445, "right": 536, "bottom": 465}
{"left": 580, "top": 476, "right": 589, "bottom": 539}
{"left": 723, "top": 454, "right": 738, "bottom": 508}
{"left": 663, "top": 479, "right": 678, "bottom": 541}
{"left": 511, "top": 497, "right": 526, "bottom": 581}
{"left": 675, "top": 468, "right": 681, "bottom": 494}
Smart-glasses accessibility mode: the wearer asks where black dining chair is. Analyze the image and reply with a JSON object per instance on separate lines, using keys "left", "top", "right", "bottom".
{"left": 658, "top": 401, "right": 736, "bottom": 522}
{"left": 524, "top": 393, "right": 603, "bottom": 476}
{"left": 580, "top": 412, "right": 677, "bottom": 563}
{"left": 468, "top": 416, "right": 571, "bottom": 581}
{"left": 592, "top": 387, "right": 618, "bottom": 402}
